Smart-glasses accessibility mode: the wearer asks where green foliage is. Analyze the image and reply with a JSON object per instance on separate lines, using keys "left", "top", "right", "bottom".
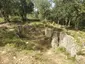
{"left": 34, "top": 0, "right": 51, "bottom": 20}
{"left": 49, "top": 0, "right": 85, "bottom": 29}
{"left": 10, "top": 16, "right": 21, "bottom": 22}
{"left": 0, "top": 0, "right": 34, "bottom": 22}
{"left": 18, "top": 0, "right": 34, "bottom": 21}
{"left": 0, "top": 0, "right": 12, "bottom": 21}
{"left": 55, "top": 47, "right": 66, "bottom": 54}
{"left": 0, "top": 0, "right": 85, "bottom": 29}
{"left": 0, "top": 17, "right": 4, "bottom": 22}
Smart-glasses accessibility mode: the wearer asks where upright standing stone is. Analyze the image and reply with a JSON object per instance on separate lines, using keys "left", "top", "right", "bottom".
{"left": 59, "top": 32, "right": 67, "bottom": 48}
{"left": 45, "top": 28, "right": 53, "bottom": 38}
{"left": 51, "top": 31, "right": 59, "bottom": 48}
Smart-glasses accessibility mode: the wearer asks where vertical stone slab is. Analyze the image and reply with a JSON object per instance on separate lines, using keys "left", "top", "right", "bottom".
{"left": 59, "top": 32, "right": 67, "bottom": 48}
{"left": 51, "top": 31, "right": 59, "bottom": 48}
{"left": 45, "top": 28, "right": 53, "bottom": 38}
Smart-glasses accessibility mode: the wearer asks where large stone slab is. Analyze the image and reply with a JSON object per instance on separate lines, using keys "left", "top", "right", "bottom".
{"left": 44, "top": 28, "right": 81, "bottom": 57}
{"left": 59, "top": 34, "right": 80, "bottom": 57}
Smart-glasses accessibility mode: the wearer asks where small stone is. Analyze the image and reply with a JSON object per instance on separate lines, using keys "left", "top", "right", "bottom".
{"left": 13, "top": 56, "right": 16, "bottom": 59}
{"left": 26, "top": 42, "right": 29, "bottom": 44}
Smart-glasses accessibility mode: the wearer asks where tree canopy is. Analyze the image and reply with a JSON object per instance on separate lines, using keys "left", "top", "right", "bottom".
{"left": 0, "top": 0, "right": 85, "bottom": 29}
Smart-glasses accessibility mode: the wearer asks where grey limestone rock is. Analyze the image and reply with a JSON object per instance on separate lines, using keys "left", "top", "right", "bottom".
{"left": 59, "top": 34, "right": 80, "bottom": 57}
{"left": 51, "top": 31, "right": 59, "bottom": 48}
{"left": 45, "top": 28, "right": 53, "bottom": 38}
{"left": 45, "top": 28, "right": 80, "bottom": 57}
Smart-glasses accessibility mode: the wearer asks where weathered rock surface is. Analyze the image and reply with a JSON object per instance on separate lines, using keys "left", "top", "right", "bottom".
{"left": 59, "top": 34, "right": 79, "bottom": 57}
{"left": 79, "top": 44, "right": 85, "bottom": 55}
{"left": 51, "top": 31, "right": 59, "bottom": 48}
{"left": 45, "top": 28, "right": 53, "bottom": 38}
{"left": 45, "top": 28, "right": 80, "bottom": 57}
{"left": 59, "top": 33, "right": 82, "bottom": 57}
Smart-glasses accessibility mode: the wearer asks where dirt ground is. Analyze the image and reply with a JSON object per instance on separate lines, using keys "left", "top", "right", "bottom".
{"left": 0, "top": 47, "right": 77, "bottom": 64}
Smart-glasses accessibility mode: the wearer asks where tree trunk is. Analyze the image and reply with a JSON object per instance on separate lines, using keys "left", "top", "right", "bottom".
{"left": 5, "top": 15, "right": 9, "bottom": 22}
{"left": 2, "top": 11, "right": 10, "bottom": 22}
{"left": 67, "top": 20, "right": 71, "bottom": 27}
{"left": 44, "top": 18, "right": 47, "bottom": 21}
{"left": 57, "top": 20, "right": 60, "bottom": 24}
{"left": 65, "top": 18, "right": 68, "bottom": 27}
{"left": 75, "top": 22, "right": 79, "bottom": 30}
{"left": 21, "top": 14, "right": 27, "bottom": 22}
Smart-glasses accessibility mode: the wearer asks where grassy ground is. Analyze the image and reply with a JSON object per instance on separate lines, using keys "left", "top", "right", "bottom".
{"left": 0, "top": 21, "right": 85, "bottom": 64}
{"left": 0, "top": 18, "right": 4, "bottom": 23}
